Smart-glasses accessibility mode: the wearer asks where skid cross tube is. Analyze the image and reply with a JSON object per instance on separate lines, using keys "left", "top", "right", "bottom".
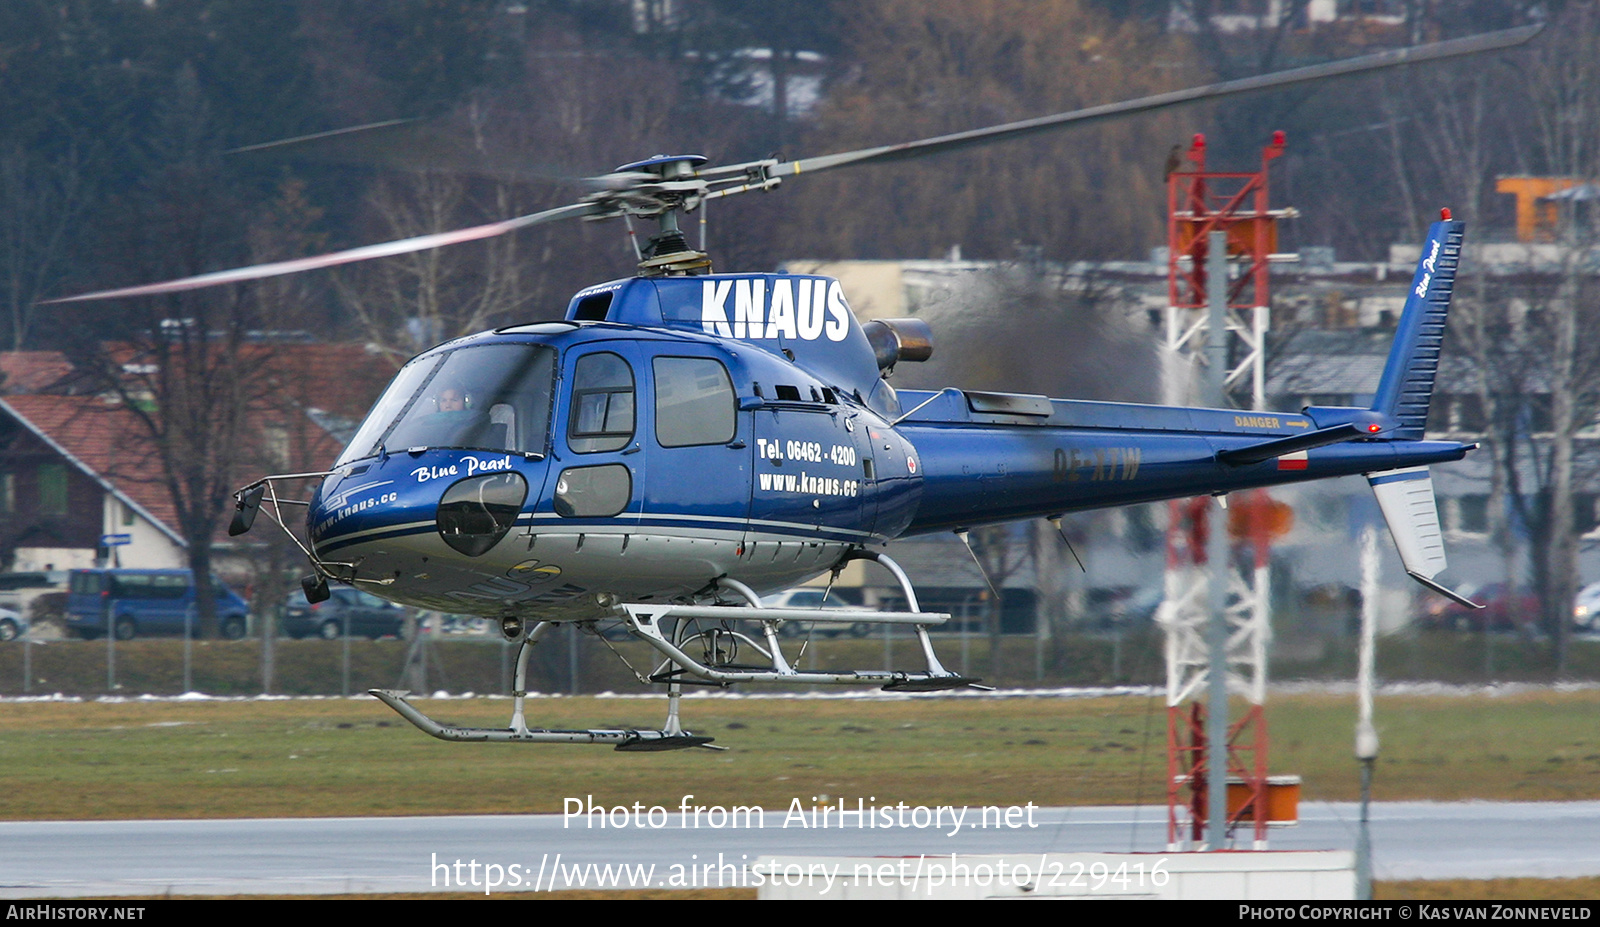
{"left": 613, "top": 602, "right": 972, "bottom": 688}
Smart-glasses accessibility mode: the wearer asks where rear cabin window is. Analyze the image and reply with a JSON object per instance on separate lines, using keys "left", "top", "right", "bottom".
{"left": 653, "top": 357, "right": 735, "bottom": 447}
{"left": 70, "top": 572, "right": 104, "bottom": 595}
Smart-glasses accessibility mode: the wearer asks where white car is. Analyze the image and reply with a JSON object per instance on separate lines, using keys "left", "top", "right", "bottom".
{"left": 761, "top": 589, "right": 871, "bottom": 639}
{"left": 0, "top": 606, "right": 25, "bottom": 641}
{"left": 1575, "top": 582, "right": 1600, "bottom": 631}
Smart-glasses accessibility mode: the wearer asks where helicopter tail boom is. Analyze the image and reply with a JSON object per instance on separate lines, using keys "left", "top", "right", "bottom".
{"left": 892, "top": 216, "right": 1475, "bottom": 535}
{"left": 894, "top": 417, "right": 1470, "bottom": 534}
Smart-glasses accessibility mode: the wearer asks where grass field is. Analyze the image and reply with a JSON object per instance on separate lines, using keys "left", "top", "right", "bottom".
{"left": 4, "top": 689, "right": 1598, "bottom": 900}
{"left": 2, "top": 688, "right": 1598, "bottom": 820}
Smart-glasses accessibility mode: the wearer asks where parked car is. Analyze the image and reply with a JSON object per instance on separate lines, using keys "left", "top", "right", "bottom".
{"left": 0, "top": 606, "right": 25, "bottom": 641}
{"left": 1084, "top": 585, "right": 1164, "bottom": 630}
{"left": 0, "top": 571, "right": 67, "bottom": 622}
{"left": 762, "top": 588, "right": 870, "bottom": 638}
{"left": 421, "top": 612, "right": 489, "bottom": 635}
{"left": 65, "top": 569, "right": 250, "bottom": 640}
{"left": 282, "top": 585, "right": 408, "bottom": 640}
{"left": 1419, "top": 582, "right": 1539, "bottom": 633}
{"left": 1574, "top": 582, "right": 1600, "bottom": 631}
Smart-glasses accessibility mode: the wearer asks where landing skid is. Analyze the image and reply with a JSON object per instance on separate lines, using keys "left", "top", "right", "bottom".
{"left": 367, "top": 689, "right": 714, "bottom": 750}
{"left": 615, "top": 601, "right": 973, "bottom": 689}
{"left": 370, "top": 621, "right": 723, "bottom": 750}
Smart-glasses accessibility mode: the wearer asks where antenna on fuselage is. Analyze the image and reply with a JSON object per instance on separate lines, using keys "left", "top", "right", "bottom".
{"left": 1047, "top": 516, "right": 1088, "bottom": 573}
{"left": 954, "top": 529, "right": 1003, "bottom": 603}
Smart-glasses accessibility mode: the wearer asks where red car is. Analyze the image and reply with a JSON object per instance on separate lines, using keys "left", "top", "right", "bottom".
{"left": 1419, "top": 583, "right": 1540, "bottom": 633}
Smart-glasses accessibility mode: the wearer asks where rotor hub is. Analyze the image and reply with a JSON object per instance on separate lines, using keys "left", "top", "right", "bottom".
{"left": 582, "top": 155, "right": 718, "bottom": 275}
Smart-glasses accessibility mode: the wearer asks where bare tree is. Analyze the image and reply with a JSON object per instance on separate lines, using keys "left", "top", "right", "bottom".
{"left": 784, "top": 0, "right": 1200, "bottom": 264}
{"left": 1521, "top": 8, "right": 1600, "bottom": 671}
{"left": 0, "top": 146, "right": 89, "bottom": 350}
{"left": 335, "top": 171, "right": 536, "bottom": 361}
{"left": 1414, "top": 7, "right": 1600, "bottom": 673}
{"left": 328, "top": 15, "right": 737, "bottom": 354}
{"left": 67, "top": 71, "right": 324, "bottom": 639}
{"left": 1381, "top": 53, "right": 1525, "bottom": 638}
{"left": 1170, "top": 0, "right": 1313, "bottom": 79}
{"left": 965, "top": 522, "right": 1035, "bottom": 679}
{"left": 889, "top": 254, "right": 1160, "bottom": 673}
{"left": 241, "top": 178, "right": 339, "bottom": 685}
{"left": 72, "top": 306, "right": 265, "bottom": 639}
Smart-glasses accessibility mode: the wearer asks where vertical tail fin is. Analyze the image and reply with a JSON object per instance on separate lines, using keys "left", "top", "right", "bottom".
{"left": 1366, "top": 216, "right": 1480, "bottom": 611}
{"left": 1368, "top": 467, "right": 1447, "bottom": 579}
{"left": 1370, "top": 217, "right": 1465, "bottom": 439}
{"left": 1368, "top": 465, "right": 1479, "bottom": 609}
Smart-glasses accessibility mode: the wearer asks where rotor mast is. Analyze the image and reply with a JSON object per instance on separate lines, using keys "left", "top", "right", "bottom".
{"left": 587, "top": 153, "right": 785, "bottom": 277}
{"left": 595, "top": 155, "right": 716, "bottom": 276}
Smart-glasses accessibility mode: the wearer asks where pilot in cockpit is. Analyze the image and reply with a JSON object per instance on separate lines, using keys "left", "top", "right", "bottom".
{"left": 435, "top": 387, "right": 469, "bottom": 414}
{"left": 418, "top": 384, "right": 516, "bottom": 451}
{"left": 389, "top": 384, "right": 484, "bottom": 448}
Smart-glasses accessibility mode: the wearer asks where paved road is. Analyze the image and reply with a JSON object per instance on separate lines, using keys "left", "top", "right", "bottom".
{"left": 1, "top": 801, "right": 1596, "bottom": 897}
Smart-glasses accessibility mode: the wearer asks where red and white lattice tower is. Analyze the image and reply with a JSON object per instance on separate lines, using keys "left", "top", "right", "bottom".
{"left": 1159, "top": 132, "right": 1295, "bottom": 850}
{"left": 1163, "top": 131, "right": 1293, "bottom": 409}
{"left": 1158, "top": 493, "right": 1288, "bottom": 849}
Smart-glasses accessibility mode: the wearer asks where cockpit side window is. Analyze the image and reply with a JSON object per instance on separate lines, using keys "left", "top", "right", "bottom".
{"left": 568, "top": 352, "right": 635, "bottom": 453}
{"left": 338, "top": 356, "right": 443, "bottom": 465}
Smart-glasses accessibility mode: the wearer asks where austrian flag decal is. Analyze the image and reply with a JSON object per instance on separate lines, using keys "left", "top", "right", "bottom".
{"left": 1277, "top": 451, "right": 1308, "bottom": 471}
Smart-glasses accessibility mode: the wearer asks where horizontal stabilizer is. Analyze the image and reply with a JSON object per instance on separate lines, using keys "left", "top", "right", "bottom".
{"left": 1218, "top": 416, "right": 1387, "bottom": 466}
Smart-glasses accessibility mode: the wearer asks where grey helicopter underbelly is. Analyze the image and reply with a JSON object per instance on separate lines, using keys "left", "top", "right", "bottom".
{"left": 317, "top": 518, "right": 852, "bottom": 621}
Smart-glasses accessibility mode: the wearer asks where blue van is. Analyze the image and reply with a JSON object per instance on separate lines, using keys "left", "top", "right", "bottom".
{"left": 66, "top": 570, "right": 250, "bottom": 640}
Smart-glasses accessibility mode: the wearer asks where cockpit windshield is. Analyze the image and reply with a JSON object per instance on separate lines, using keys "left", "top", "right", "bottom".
{"left": 337, "top": 343, "right": 557, "bottom": 466}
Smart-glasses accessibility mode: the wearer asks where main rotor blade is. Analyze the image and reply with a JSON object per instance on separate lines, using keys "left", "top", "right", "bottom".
{"left": 226, "top": 118, "right": 421, "bottom": 156}
{"left": 229, "top": 117, "right": 581, "bottom": 184}
{"left": 44, "top": 24, "right": 1540, "bottom": 305}
{"left": 765, "top": 24, "right": 1541, "bottom": 179}
{"left": 45, "top": 202, "right": 600, "bottom": 304}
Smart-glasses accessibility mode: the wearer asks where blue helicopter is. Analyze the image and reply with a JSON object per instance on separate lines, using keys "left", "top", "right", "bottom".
{"left": 54, "top": 28, "right": 1533, "bottom": 749}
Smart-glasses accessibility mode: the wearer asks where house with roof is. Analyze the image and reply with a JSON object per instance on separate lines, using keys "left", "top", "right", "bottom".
{"left": 0, "top": 351, "right": 75, "bottom": 395}
{"left": 0, "top": 343, "right": 392, "bottom": 581}
{"left": 0, "top": 394, "right": 185, "bottom": 572}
